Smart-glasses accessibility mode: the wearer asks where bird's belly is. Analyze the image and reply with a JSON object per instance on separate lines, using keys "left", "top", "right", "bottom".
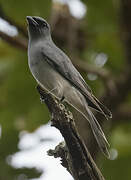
{"left": 29, "top": 57, "right": 70, "bottom": 99}
{"left": 29, "top": 57, "right": 87, "bottom": 117}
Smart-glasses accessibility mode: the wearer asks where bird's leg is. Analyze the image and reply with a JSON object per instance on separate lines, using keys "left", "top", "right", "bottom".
{"left": 47, "top": 87, "right": 57, "bottom": 94}
{"left": 60, "top": 95, "right": 65, "bottom": 103}
{"left": 59, "top": 100, "right": 73, "bottom": 120}
{"left": 39, "top": 87, "right": 57, "bottom": 103}
{"left": 58, "top": 96, "right": 65, "bottom": 110}
{"left": 59, "top": 96, "right": 72, "bottom": 119}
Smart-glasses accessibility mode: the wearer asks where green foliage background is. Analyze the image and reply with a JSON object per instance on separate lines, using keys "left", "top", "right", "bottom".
{"left": 0, "top": 0, "right": 131, "bottom": 179}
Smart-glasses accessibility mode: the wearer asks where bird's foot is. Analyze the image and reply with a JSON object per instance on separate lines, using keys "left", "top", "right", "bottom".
{"left": 60, "top": 96, "right": 65, "bottom": 103}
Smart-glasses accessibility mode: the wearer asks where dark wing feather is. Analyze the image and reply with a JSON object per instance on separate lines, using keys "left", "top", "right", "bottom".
{"left": 41, "top": 43, "right": 111, "bottom": 118}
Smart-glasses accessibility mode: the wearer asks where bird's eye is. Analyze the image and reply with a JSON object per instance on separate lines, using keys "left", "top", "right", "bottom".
{"left": 42, "top": 22, "right": 48, "bottom": 28}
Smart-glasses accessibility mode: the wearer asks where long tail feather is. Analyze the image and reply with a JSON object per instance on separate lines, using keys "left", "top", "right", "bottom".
{"left": 65, "top": 89, "right": 110, "bottom": 158}
{"left": 84, "top": 104, "right": 110, "bottom": 158}
{"left": 92, "top": 95, "right": 112, "bottom": 118}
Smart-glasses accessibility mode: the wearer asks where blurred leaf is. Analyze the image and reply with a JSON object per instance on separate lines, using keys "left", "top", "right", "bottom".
{"left": 0, "top": 0, "right": 51, "bottom": 23}
{"left": 82, "top": 0, "right": 125, "bottom": 73}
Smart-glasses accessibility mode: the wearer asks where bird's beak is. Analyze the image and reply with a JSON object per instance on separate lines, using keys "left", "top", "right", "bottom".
{"left": 26, "top": 16, "right": 39, "bottom": 26}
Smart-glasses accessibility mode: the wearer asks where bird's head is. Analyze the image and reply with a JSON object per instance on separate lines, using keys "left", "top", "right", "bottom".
{"left": 26, "top": 16, "right": 50, "bottom": 40}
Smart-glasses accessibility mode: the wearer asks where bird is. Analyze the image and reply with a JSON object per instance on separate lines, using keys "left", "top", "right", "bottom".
{"left": 26, "top": 16, "right": 112, "bottom": 158}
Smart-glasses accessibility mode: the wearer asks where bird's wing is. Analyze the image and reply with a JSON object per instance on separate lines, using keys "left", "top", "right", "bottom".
{"left": 41, "top": 44, "right": 111, "bottom": 118}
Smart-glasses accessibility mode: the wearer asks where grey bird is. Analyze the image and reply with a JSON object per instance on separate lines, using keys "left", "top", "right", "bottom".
{"left": 26, "top": 16, "right": 112, "bottom": 158}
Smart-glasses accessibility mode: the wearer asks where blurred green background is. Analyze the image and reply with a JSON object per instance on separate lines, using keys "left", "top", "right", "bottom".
{"left": 0, "top": 0, "right": 131, "bottom": 179}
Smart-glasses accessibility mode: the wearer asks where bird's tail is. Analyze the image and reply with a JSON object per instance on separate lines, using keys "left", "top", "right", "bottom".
{"left": 65, "top": 88, "right": 110, "bottom": 157}
{"left": 84, "top": 101, "right": 110, "bottom": 158}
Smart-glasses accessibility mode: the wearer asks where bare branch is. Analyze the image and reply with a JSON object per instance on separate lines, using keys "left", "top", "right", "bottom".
{"left": 37, "top": 85, "right": 105, "bottom": 180}
{"left": 0, "top": 31, "right": 27, "bottom": 50}
{"left": 0, "top": 5, "right": 27, "bottom": 37}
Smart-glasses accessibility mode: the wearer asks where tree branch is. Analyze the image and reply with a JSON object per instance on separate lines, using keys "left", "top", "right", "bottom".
{"left": 0, "top": 4, "right": 27, "bottom": 37}
{"left": 37, "top": 85, "right": 105, "bottom": 180}
{"left": 0, "top": 31, "right": 27, "bottom": 50}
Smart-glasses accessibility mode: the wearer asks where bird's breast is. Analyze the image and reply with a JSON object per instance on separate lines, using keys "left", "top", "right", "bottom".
{"left": 28, "top": 48, "right": 69, "bottom": 99}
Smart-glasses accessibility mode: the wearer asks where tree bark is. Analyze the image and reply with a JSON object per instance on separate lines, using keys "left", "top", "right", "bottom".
{"left": 37, "top": 85, "right": 105, "bottom": 180}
